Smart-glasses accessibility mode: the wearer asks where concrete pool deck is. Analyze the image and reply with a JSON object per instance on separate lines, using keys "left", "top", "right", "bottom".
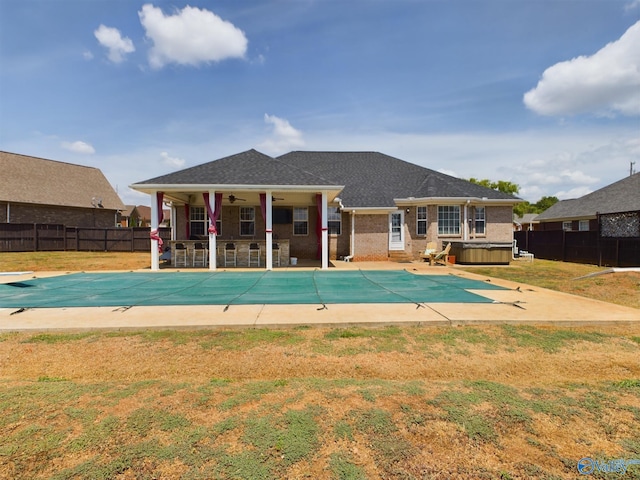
{"left": 0, "top": 261, "right": 638, "bottom": 331}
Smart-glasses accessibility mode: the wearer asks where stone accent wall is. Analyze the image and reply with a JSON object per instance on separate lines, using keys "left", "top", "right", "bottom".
{"left": 601, "top": 212, "right": 640, "bottom": 237}
{"left": 0, "top": 202, "right": 118, "bottom": 228}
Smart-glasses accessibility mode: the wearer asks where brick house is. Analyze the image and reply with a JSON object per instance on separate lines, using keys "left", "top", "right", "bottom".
{"left": 130, "top": 150, "right": 520, "bottom": 270}
{"left": 0, "top": 151, "right": 125, "bottom": 227}
{"left": 535, "top": 173, "right": 640, "bottom": 234}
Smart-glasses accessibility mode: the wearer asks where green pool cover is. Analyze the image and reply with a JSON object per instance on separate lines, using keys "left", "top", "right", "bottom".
{"left": 0, "top": 270, "right": 507, "bottom": 309}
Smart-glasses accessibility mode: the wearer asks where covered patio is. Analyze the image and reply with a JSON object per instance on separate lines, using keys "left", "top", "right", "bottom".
{"left": 130, "top": 151, "right": 344, "bottom": 271}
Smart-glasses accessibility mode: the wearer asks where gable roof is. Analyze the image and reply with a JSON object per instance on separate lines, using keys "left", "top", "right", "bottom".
{"left": 277, "top": 151, "right": 519, "bottom": 208}
{"left": 132, "top": 149, "right": 519, "bottom": 209}
{"left": 137, "top": 149, "right": 338, "bottom": 187}
{"left": 536, "top": 173, "right": 640, "bottom": 221}
{"left": 0, "top": 151, "right": 125, "bottom": 211}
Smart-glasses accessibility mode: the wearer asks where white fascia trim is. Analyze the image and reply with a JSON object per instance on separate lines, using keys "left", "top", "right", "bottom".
{"left": 340, "top": 206, "right": 397, "bottom": 214}
{"left": 130, "top": 183, "right": 344, "bottom": 193}
{"left": 393, "top": 197, "right": 521, "bottom": 206}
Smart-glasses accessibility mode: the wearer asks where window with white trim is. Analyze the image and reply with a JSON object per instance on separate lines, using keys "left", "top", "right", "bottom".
{"left": 579, "top": 220, "right": 589, "bottom": 231}
{"left": 417, "top": 206, "right": 427, "bottom": 235}
{"left": 190, "top": 206, "right": 206, "bottom": 237}
{"left": 239, "top": 207, "right": 255, "bottom": 236}
{"left": 327, "top": 207, "right": 341, "bottom": 235}
{"left": 293, "top": 207, "right": 308, "bottom": 235}
{"left": 562, "top": 221, "right": 572, "bottom": 231}
{"left": 474, "top": 207, "right": 486, "bottom": 235}
{"left": 438, "top": 205, "right": 460, "bottom": 235}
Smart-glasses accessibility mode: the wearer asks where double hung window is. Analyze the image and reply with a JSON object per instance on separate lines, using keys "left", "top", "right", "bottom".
{"left": 437, "top": 206, "right": 460, "bottom": 235}
{"left": 240, "top": 207, "right": 255, "bottom": 236}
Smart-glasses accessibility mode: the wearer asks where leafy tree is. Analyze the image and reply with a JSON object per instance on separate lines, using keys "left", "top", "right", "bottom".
{"left": 468, "top": 178, "right": 558, "bottom": 217}
{"left": 534, "top": 196, "right": 559, "bottom": 212}
{"left": 468, "top": 178, "right": 520, "bottom": 196}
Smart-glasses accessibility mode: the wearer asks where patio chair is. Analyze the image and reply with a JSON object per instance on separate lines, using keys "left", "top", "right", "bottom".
{"left": 431, "top": 242, "right": 451, "bottom": 266}
{"left": 248, "top": 242, "right": 260, "bottom": 267}
{"left": 272, "top": 243, "right": 280, "bottom": 267}
{"left": 192, "top": 242, "right": 207, "bottom": 267}
{"left": 174, "top": 243, "right": 188, "bottom": 268}
{"left": 420, "top": 242, "right": 437, "bottom": 262}
{"left": 224, "top": 242, "right": 236, "bottom": 267}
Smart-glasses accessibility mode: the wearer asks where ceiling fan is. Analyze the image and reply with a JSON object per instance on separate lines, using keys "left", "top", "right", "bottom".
{"left": 272, "top": 196, "right": 284, "bottom": 202}
{"left": 227, "top": 194, "right": 246, "bottom": 204}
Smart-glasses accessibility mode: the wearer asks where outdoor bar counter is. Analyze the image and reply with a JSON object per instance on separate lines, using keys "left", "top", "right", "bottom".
{"left": 449, "top": 241, "right": 512, "bottom": 265}
{"left": 168, "top": 239, "right": 290, "bottom": 268}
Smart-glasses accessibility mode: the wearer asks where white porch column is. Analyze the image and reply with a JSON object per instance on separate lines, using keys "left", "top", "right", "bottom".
{"left": 150, "top": 191, "right": 160, "bottom": 271}
{"left": 265, "top": 191, "right": 273, "bottom": 270}
{"left": 208, "top": 190, "right": 217, "bottom": 270}
{"left": 321, "top": 191, "right": 328, "bottom": 269}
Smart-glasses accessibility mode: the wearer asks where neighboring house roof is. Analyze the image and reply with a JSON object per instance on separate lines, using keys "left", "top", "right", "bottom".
{"left": 536, "top": 173, "right": 640, "bottom": 221}
{"left": 0, "top": 151, "right": 125, "bottom": 211}
{"left": 514, "top": 213, "right": 539, "bottom": 225}
{"left": 121, "top": 205, "right": 138, "bottom": 217}
{"left": 133, "top": 149, "right": 519, "bottom": 209}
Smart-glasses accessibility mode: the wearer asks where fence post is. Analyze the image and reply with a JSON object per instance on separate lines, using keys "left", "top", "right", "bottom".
{"left": 596, "top": 212, "right": 601, "bottom": 267}
{"left": 33, "top": 223, "right": 38, "bottom": 252}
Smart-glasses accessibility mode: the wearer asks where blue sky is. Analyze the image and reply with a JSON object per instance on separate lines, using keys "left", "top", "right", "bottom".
{"left": 1, "top": 0, "right": 638, "bottom": 206}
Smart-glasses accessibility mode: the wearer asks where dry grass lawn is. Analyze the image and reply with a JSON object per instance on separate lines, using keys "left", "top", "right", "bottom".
{"left": 1, "top": 325, "right": 639, "bottom": 479}
{"left": 1, "top": 252, "right": 639, "bottom": 478}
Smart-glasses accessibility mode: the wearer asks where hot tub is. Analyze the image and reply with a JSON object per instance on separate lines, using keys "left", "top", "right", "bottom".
{"left": 449, "top": 241, "right": 512, "bottom": 265}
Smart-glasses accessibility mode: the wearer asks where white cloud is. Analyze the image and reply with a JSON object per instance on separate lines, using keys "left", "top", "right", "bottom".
{"left": 258, "top": 114, "right": 306, "bottom": 154}
{"left": 83, "top": 50, "right": 94, "bottom": 61}
{"left": 94, "top": 24, "right": 135, "bottom": 63}
{"left": 160, "top": 151, "right": 185, "bottom": 168}
{"left": 524, "top": 21, "right": 640, "bottom": 117}
{"left": 625, "top": 0, "right": 640, "bottom": 12}
{"left": 138, "top": 4, "right": 248, "bottom": 69}
{"left": 61, "top": 140, "right": 96, "bottom": 154}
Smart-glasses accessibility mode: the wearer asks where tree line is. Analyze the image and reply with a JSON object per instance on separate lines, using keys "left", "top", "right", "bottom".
{"left": 468, "top": 178, "right": 558, "bottom": 217}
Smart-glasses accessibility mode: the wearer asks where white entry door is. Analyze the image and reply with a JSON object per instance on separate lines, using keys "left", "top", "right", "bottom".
{"left": 389, "top": 211, "right": 404, "bottom": 250}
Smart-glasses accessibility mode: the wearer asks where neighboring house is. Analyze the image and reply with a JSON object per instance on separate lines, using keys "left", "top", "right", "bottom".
{"left": 0, "top": 151, "right": 125, "bottom": 228}
{"left": 120, "top": 205, "right": 170, "bottom": 227}
{"left": 513, "top": 213, "right": 539, "bottom": 231}
{"left": 131, "top": 149, "right": 520, "bottom": 270}
{"left": 535, "top": 173, "right": 640, "bottom": 234}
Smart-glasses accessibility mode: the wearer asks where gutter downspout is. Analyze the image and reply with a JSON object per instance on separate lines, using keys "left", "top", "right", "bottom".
{"left": 344, "top": 210, "right": 356, "bottom": 262}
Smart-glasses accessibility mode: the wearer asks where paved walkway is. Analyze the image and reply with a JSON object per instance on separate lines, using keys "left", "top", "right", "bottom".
{"left": 0, "top": 262, "right": 638, "bottom": 331}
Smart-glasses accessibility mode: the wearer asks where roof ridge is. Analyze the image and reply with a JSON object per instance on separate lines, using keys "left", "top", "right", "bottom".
{"left": 0, "top": 151, "right": 101, "bottom": 171}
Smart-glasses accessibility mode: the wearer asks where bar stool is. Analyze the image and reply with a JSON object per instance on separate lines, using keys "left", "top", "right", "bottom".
{"left": 272, "top": 242, "right": 280, "bottom": 267}
{"left": 224, "top": 242, "right": 236, "bottom": 267}
{"left": 248, "top": 243, "right": 260, "bottom": 267}
{"left": 192, "top": 242, "right": 207, "bottom": 267}
{"left": 174, "top": 243, "right": 188, "bottom": 268}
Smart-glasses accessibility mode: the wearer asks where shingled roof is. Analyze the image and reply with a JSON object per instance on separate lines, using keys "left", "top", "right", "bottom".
{"left": 536, "top": 173, "right": 640, "bottom": 221}
{"left": 137, "top": 149, "right": 337, "bottom": 187}
{"left": 0, "top": 151, "right": 125, "bottom": 210}
{"left": 278, "top": 151, "right": 519, "bottom": 208}
{"left": 133, "top": 149, "right": 519, "bottom": 208}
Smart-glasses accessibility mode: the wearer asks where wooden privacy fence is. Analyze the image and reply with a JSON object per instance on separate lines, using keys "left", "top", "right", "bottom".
{"left": 0, "top": 223, "right": 171, "bottom": 252}
{"left": 515, "top": 230, "right": 640, "bottom": 267}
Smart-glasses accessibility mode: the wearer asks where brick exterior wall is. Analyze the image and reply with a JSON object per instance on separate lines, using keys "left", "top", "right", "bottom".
{"left": 0, "top": 201, "right": 118, "bottom": 228}
{"left": 172, "top": 204, "right": 514, "bottom": 263}
{"left": 352, "top": 214, "right": 388, "bottom": 261}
